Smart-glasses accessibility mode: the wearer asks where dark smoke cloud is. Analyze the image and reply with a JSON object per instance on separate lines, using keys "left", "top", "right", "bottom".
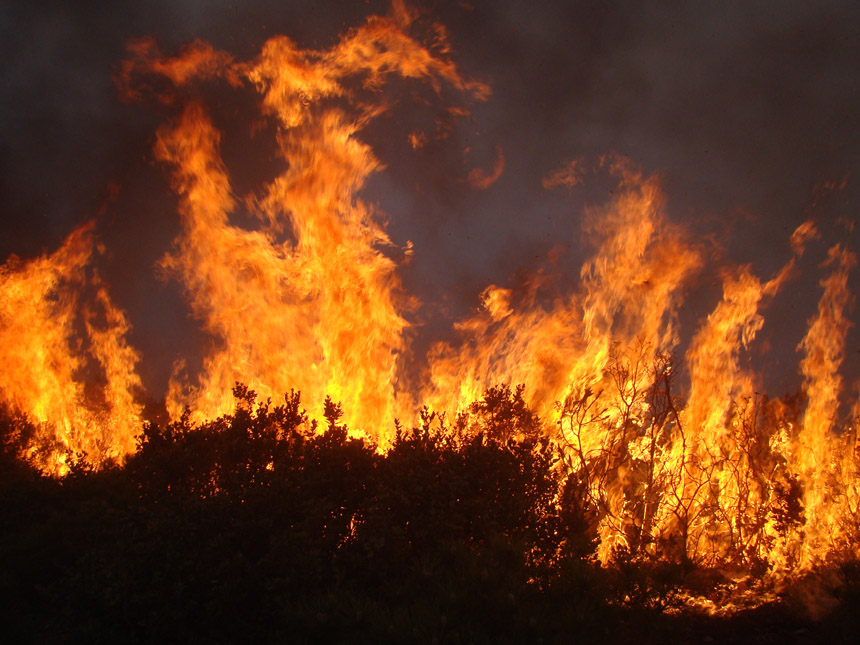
{"left": 2, "top": 0, "right": 859, "bottom": 398}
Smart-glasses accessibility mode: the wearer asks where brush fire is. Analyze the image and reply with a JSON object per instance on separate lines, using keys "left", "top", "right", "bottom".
{"left": 2, "top": 0, "right": 859, "bottom": 621}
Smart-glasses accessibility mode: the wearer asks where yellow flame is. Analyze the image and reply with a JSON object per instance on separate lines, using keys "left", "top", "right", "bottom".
{"left": 0, "top": 224, "right": 142, "bottom": 473}
{"left": 791, "top": 244, "right": 856, "bottom": 566}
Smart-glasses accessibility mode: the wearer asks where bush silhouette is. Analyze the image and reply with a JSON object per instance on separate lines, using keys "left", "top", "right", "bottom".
{"left": 0, "top": 385, "right": 850, "bottom": 643}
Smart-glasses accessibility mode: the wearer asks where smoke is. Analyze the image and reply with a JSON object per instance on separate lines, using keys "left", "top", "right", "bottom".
{"left": 2, "top": 0, "right": 859, "bottom": 399}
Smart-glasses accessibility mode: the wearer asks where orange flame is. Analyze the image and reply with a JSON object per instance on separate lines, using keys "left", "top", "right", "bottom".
{"left": 791, "top": 244, "right": 856, "bottom": 566}
{"left": 117, "top": 4, "right": 488, "bottom": 441}
{"left": 0, "top": 224, "right": 142, "bottom": 473}
{"left": 425, "top": 158, "right": 700, "bottom": 428}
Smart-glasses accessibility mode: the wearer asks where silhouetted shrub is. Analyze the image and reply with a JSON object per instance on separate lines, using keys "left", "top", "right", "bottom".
{"left": 0, "top": 385, "right": 844, "bottom": 642}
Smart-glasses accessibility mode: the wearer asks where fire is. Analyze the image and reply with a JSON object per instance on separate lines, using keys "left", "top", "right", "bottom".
{"left": 1, "top": 0, "right": 859, "bottom": 611}
{"left": 791, "top": 244, "right": 857, "bottom": 566}
{"left": 115, "top": 4, "right": 488, "bottom": 441}
{"left": 425, "top": 158, "right": 700, "bottom": 435}
{"left": 0, "top": 224, "right": 142, "bottom": 473}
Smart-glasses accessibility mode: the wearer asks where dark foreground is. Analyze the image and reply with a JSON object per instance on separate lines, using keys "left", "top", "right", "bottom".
{"left": 2, "top": 391, "right": 858, "bottom": 643}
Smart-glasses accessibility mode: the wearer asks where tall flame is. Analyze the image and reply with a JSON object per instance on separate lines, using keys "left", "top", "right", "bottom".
{"left": 0, "top": 224, "right": 142, "bottom": 473}
{"left": 425, "top": 158, "right": 701, "bottom": 428}
{"left": 791, "top": 244, "right": 856, "bottom": 565}
{"left": 118, "top": 4, "right": 487, "bottom": 440}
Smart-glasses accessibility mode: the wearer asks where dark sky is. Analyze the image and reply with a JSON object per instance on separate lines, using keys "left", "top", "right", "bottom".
{"left": 2, "top": 0, "right": 859, "bottom": 400}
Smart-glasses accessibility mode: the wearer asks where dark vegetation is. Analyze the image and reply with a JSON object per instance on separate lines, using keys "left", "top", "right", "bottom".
{"left": 1, "top": 385, "right": 858, "bottom": 643}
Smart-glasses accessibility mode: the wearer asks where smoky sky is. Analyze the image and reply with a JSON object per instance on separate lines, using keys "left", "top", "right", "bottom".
{"left": 2, "top": 0, "right": 860, "bottom": 400}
